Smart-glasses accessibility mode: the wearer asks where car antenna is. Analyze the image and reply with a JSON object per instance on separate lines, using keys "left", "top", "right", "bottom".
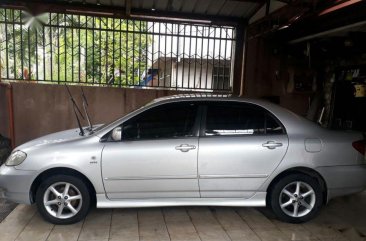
{"left": 65, "top": 85, "right": 85, "bottom": 136}
{"left": 81, "top": 87, "right": 93, "bottom": 132}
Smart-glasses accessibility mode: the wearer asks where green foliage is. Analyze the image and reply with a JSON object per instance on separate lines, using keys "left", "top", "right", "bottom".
{"left": 0, "top": 8, "right": 151, "bottom": 86}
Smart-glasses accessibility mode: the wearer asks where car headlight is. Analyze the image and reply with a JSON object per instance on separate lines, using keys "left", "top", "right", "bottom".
{"left": 5, "top": 151, "right": 27, "bottom": 166}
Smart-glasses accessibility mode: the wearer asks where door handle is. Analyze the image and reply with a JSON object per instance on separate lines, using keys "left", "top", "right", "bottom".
{"left": 262, "top": 141, "right": 283, "bottom": 149}
{"left": 175, "top": 144, "right": 196, "bottom": 152}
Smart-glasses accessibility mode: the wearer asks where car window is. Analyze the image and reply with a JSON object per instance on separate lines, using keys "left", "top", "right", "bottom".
{"left": 204, "top": 102, "right": 284, "bottom": 136}
{"left": 121, "top": 102, "right": 198, "bottom": 140}
{"left": 266, "top": 114, "right": 284, "bottom": 134}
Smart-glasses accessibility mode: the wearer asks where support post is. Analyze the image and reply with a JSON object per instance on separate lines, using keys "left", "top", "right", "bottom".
{"left": 5, "top": 84, "right": 15, "bottom": 149}
{"left": 232, "top": 20, "right": 247, "bottom": 96}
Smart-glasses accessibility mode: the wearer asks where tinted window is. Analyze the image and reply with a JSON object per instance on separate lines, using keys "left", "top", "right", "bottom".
{"left": 122, "top": 103, "right": 197, "bottom": 140}
{"left": 204, "top": 103, "right": 284, "bottom": 136}
{"left": 266, "top": 114, "right": 284, "bottom": 134}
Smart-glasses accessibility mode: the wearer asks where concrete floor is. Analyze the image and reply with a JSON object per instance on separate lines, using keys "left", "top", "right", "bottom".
{"left": 0, "top": 198, "right": 17, "bottom": 222}
{"left": 0, "top": 192, "right": 365, "bottom": 241}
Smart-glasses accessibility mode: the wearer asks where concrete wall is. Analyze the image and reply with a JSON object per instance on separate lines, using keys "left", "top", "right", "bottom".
{"left": 3, "top": 82, "right": 191, "bottom": 146}
{"left": 1, "top": 77, "right": 310, "bottom": 146}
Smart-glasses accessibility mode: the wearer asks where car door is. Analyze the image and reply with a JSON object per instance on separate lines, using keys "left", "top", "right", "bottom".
{"left": 101, "top": 102, "right": 200, "bottom": 199}
{"left": 198, "top": 101, "right": 289, "bottom": 198}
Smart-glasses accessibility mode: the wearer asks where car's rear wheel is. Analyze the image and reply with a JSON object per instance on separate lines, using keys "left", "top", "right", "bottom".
{"left": 36, "top": 175, "right": 90, "bottom": 224}
{"left": 270, "top": 174, "right": 323, "bottom": 223}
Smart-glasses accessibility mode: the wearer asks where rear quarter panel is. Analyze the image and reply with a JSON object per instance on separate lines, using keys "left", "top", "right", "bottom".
{"left": 257, "top": 103, "right": 363, "bottom": 191}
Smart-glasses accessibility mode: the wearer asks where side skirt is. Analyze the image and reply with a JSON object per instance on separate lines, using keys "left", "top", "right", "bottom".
{"left": 96, "top": 192, "right": 267, "bottom": 208}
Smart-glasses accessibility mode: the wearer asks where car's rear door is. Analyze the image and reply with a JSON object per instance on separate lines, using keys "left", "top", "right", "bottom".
{"left": 101, "top": 102, "right": 200, "bottom": 199}
{"left": 198, "top": 101, "right": 289, "bottom": 198}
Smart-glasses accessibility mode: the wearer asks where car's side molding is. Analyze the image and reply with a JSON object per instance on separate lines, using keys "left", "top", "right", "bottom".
{"left": 96, "top": 192, "right": 267, "bottom": 208}
{"left": 103, "top": 174, "right": 269, "bottom": 180}
{"left": 104, "top": 175, "right": 197, "bottom": 180}
{"left": 199, "top": 174, "right": 269, "bottom": 179}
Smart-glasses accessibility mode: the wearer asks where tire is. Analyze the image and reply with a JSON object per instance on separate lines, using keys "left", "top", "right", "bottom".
{"left": 36, "top": 174, "right": 91, "bottom": 224}
{"left": 269, "top": 173, "right": 323, "bottom": 223}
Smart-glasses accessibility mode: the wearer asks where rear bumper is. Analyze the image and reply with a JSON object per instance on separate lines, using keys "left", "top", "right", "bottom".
{"left": 316, "top": 164, "right": 366, "bottom": 201}
{"left": 0, "top": 165, "right": 36, "bottom": 204}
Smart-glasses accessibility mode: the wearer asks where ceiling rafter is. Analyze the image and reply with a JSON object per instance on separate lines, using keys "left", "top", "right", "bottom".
{"left": 125, "top": 0, "right": 131, "bottom": 17}
{"left": 0, "top": 0, "right": 246, "bottom": 26}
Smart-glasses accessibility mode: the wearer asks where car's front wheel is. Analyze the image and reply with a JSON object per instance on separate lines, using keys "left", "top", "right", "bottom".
{"left": 270, "top": 174, "right": 323, "bottom": 223}
{"left": 36, "top": 175, "right": 90, "bottom": 224}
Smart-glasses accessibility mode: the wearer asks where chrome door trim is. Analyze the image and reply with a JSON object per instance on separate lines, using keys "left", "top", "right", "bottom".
{"left": 104, "top": 175, "right": 198, "bottom": 180}
{"left": 198, "top": 174, "right": 269, "bottom": 179}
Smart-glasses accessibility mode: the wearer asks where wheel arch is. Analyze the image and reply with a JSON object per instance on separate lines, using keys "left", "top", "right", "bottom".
{"left": 30, "top": 167, "right": 96, "bottom": 204}
{"left": 266, "top": 167, "right": 328, "bottom": 205}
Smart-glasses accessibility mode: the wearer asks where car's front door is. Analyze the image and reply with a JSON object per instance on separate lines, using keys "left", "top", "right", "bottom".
{"left": 101, "top": 102, "right": 200, "bottom": 199}
{"left": 198, "top": 102, "right": 289, "bottom": 198}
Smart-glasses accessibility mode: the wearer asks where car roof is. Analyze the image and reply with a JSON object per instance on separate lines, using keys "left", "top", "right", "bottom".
{"left": 150, "top": 93, "right": 274, "bottom": 108}
{"left": 149, "top": 93, "right": 274, "bottom": 105}
{"left": 150, "top": 93, "right": 234, "bottom": 102}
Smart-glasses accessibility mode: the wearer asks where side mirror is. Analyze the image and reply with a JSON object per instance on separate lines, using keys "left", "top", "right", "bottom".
{"left": 111, "top": 127, "right": 122, "bottom": 141}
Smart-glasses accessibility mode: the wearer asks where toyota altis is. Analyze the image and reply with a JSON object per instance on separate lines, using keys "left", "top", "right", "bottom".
{"left": 1, "top": 95, "right": 365, "bottom": 224}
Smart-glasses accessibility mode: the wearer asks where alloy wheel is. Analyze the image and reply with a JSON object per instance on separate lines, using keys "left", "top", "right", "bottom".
{"left": 43, "top": 182, "right": 83, "bottom": 219}
{"left": 279, "top": 181, "right": 316, "bottom": 218}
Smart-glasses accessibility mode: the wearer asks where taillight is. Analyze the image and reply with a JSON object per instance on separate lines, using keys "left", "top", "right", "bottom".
{"left": 352, "top": 140, "right": 366, "bottom": 156}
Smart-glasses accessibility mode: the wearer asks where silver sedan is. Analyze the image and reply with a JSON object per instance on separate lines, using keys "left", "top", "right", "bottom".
{"left": 1, "top": 95, "right": 365, "bottom": 224}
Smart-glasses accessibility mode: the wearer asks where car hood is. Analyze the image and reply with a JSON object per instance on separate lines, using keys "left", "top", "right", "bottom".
{"left": 16, "top": 128, "right": 86, "bottom": 151}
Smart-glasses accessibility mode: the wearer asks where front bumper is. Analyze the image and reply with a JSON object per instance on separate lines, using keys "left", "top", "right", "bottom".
{"left": 0, "top": 165, "right": 37, "bottom": 204}
{"left": 316, "top": 164, "right": 366, "bottom": 201}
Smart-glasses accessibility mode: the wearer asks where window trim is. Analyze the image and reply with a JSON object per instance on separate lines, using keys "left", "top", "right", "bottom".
{"left": 199, "top": 101, "right": 286, "bottom": 138}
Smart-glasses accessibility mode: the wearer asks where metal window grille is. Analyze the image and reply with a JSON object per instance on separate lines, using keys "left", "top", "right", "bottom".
{"left": 0, "top": 8, "right": 236, "bottom": 91}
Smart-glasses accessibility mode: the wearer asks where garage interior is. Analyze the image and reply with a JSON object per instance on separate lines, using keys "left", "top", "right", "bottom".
{"left": 0, "top": 0, "right": 366, "bottom": 240}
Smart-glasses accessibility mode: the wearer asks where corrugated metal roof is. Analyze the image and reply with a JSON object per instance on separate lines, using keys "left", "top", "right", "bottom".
{"left": 68, "top": 0, "right": 262, "bottom": 19}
